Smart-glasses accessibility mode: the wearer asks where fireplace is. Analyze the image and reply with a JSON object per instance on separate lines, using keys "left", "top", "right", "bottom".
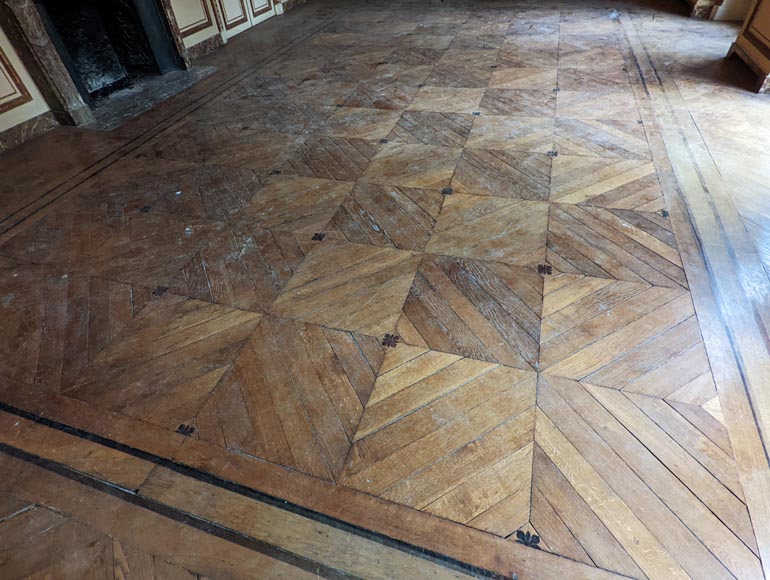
{"left": 34, "top": 0, "right": 183, "bottom": 105}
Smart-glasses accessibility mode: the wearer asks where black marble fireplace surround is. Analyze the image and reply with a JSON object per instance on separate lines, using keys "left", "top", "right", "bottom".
{"left": 35, "top": 0, "right": 182, "bottom": 104}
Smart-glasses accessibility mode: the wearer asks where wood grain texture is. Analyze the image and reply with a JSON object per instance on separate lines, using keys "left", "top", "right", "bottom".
{"left": 0, "top": 3, "right": 765, "bottom": 579}
{"left": 547, "top": 203, "right": 686, "bottom": 288}
{"left": 236, "top": 175, "right": 353, "bottom": 234}
{"left": 400, "top": 254, "right": 542, "bottom": 369}
{"left": 536, "top": 375, "right": 762, "bottom": 580}
{"left": 480, "top": 89, "right": 557, "bottom": 117}
{"left": 388, "top": 111, "right": 473, "bottom": 147}
{"left": 540, "top": 273, "right": 715, "bottom": 401}
{"left": 554, "top": 119, "right": 651, "bottom": 160}
{"left": 197, "top": 316, "right": 382, "bottom": 481}
{"left": 271, "top": 239, "right": 421, "bottom": 336}
{"left": 452, "top": 148, "right": 552, "bottom": 200}
{"left": 329, "top": 182, "right": 444, "bottom": 251}
{"left": 427, "top": 194, "right": 548, "bottom": 266}
{"left": 467, "top": 115, "right": 554, "bottom": 153}
{"left": 64, "top": 295, "right": 261, "bottom": 429}
{"left": 342, "top": 347, "right": 536, "bottom": 533}
{"left": 489, "top": 68, "right": 558, "bottom": 90}
{"left": 281, "top": 137, "right": 380, "bottom": 181}
{"left": 361, "top": 142, "right": 462, "bottom": 189}
{"left": 556, "top": 90, "right": 641, "bottom": 122}
{"left": 550, "top": 155, "right": 663, "bottom": 210}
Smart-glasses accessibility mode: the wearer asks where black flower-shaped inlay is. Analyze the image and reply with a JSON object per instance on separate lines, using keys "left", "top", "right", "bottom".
{"left": 312, "top": 232, "right": 326, "bottom": 241}
{"left": 472, "top": 111, "right": 481, "bottom": 116}
{"left": 139, "top": 205, "right": 153, "bottom": 213}
{"left": 152, "top": 286, "right": 169, "bottom": 297}
{"left": 379, "top": 138, "right": 389, "bottom": 144}
{"left": 269, "top": 169, "right": 282, "bottom": 176}
{"left": 441, "top": 187, "right": 453, "bottom": 196}
{"left": 382, "top": 334, "right": 400, "bottom": 348}
{"left": 515, "top": 530, "right": 541, "bottom": 549}
{"left": 661, "top": 209, "right": 670, "bottom": 218}
{"left": 537, "top": 264, "right": 553, "bottom": 275}
{"left": 547, "top": 151, "right": 558, "bottom": 157}
{"left": 177, "top": 424, "right": 195, "bottom": 436}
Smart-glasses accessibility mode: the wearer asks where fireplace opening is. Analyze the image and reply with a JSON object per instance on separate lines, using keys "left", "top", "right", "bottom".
{"left": 34, "top": 0, "right": 183, "bottom": 106}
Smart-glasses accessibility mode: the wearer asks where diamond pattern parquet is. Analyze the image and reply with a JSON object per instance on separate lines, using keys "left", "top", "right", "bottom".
{"left": 0, "top": 5, "right": 762, "bottom": 580}
{"left": 196, "top": 316, "right": 383, "bottom": 481}
{"left": 399, "top": 254, "right": 542, "bottom": 369}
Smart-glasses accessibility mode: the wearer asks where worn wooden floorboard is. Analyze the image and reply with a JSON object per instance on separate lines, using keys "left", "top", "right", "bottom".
{"left": 0, "top": 1, "right": 768, "bottom": 579}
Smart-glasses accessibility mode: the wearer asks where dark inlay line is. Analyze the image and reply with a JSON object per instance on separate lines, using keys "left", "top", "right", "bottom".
{"left": 0, "top": 401, "right": 505, "bottom": 580}
{"left": 0, "top": 442, "right": 357, "bottom": 580}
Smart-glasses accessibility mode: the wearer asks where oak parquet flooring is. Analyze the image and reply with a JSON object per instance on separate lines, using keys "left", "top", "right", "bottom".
{"left": 194, "top": 100, "right": 334, "bottom": 135}
{"left": 279, "top": 137, "right": 380, "bottom": 182}
{"left": 0, "top": 258, "right": 148, "bottom": 393}
{"left": 427, "top": 194, "right": 548, "bottom": 266}
{"left": 556, "top": 90, "right": 641, "bottom": 122}
{"left": 558, "top": 47, "right": 625, "bottom": 70}
{"left": 0, "top": 4, "right": 762, "bottom": 579}
{"left": 550, "top": 155, "right": 663, "bottom": 210}
{"left": 408, "top": 87, "right": 486, "bottom": 113}
{"left": 324, "top": 107, "right": 402, "bottom": 139}
{"left": 225, "top": 74, "right": 291, "bottom": 100}
{"left": 536, "top": 376, "right": 761, "bottom": 580}
{"left": 554, "top": 119, "right": 651, "bottom": 160}
{"left": 342, "top": 80, "right": 421, "bottom": 110}
{"left": 186, "top": 225, "right": 307, "bottom": 312}
{"left": 501, "top": 34, "right": 560, "bottom": 51}
{"left": 386, "top": 47, "right": 445, "bottom": 66}
{"left": 530, "top": 445, "right": 648, "bottom": 579}
{"left": 4, "top": 194, "right": 308, "bottom": 312}
{"left": 387, "top": 111, "right": 473, "bottom": 147}
{"left": 452, "top": 148, "right": 552, "bottom": 200}
{"left": 489, "top": 68, "right": 558, "bottom": 90}
{"left": 539, "top": 273, "right": 715, "bottom": 401}
{"left": 557, "top": 68, "right": 633, "bottom": 93}
{"left": 361, "top": 142, "right": 462, "bottom": 190}
{"left": 329, "top": 182, "right": 443, "bottom": 251}
{"left": 342, "top": 349, "right": 536, "bottom": 532}
{"left": 425, "top": 65, "right": 493, "bottom": 89}
{"left": 448, "top": 34, "right": 506, "bottom": 51}
{"left": 0, "top": 507, "right": 133, "bottom": 579}
{"left": 0, "top": 200, "right": 252, "bottom": 304}
{"left": 288, "top": 79, "right": 359, "bottom": 106}
{"left": 507, "top": 21, "right": 559, "bottom": 36}
{"left": 271, "top": 239, "right": 421, "bottom": 336}
{"left": 196, "top": 316, "right": 382, "bottom": 481}
{"left": 84, "top": 163, "right": 266, "bottom": 223}
{"left": 497, "top": 47, "right": 558, "bottom": 69}
{"left": 466, "top": 115, "right": 554, "bottom": 153}
{"left": 237, "top": 175, "right": 353, "bottom": 237}
{"left": 140, "top": 123, "right": 303, "bottom": 172}
{"left": 438, "top": 49, "right": 499, "bottom": 68}
{"left": 399, "top": 254, "right": 542, "bottom": 369}
{"left": 546, "top": 203, "right": 687, "bottom": 289}
{"left": 64, "top": 294, "right": 261, "bottom": 430}
{"left": 479, "top": 89, "right": 557, "bottom": 117}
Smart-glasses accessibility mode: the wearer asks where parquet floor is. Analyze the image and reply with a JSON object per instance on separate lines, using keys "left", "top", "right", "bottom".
{"left": 1, "top": 1, "right": 768, "bottom": 579}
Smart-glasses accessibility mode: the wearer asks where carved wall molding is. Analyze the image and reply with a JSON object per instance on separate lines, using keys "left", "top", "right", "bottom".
{"left": 0, "top": 43, "right": 31, "bottom": 114}
{"left": 0, "top": 0, "right": 93, "bottom": 125}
